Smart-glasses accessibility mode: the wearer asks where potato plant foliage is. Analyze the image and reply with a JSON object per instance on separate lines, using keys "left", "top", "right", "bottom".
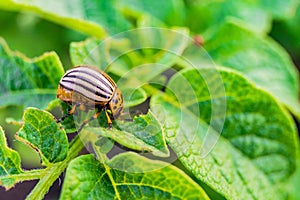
{"left": 0, "top": 1, "right": 299, "bottom": 200}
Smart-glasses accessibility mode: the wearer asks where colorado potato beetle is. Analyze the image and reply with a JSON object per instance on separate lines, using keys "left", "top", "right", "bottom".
{"left": 57, "top": 65, "right": 124, "bottom": 131}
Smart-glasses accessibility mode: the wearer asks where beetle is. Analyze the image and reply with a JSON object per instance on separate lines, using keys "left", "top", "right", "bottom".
{"left": 56, "top": 65, "right": 124, "bottom": 131}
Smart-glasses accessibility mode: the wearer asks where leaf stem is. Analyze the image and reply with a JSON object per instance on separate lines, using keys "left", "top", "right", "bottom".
{"left": 26, "top": 135, "right": 84, "bottom": 200}
{"left": 1, "top": 169, "right": 44, "bottom": 182}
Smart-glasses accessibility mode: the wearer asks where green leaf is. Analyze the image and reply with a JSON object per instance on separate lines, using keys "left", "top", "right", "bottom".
{"left": 186, "top": 0, "right": 270, "bottom": 34}
{"left": 186, "top": 0, "right": 298, "bottom": 34}
{"left": 150, "top": 67, "right": 298, "bottom": 200}
{"left": 0, "top": 0, "right": 131, "bottom": 37}
{"left": 122, "top": 87, "right": 147, "bottom": 108}
{"left": 203, "top": 21, "right": 300, "bottom": 119}
{"left": 117, "top": 0, "right": 186, "bottom": 26}
{"left": 16, "top": 107, "right": 68, "bottom": 165}
{"left": 0, "top": 126, "right": 22, "bottom": 190}
{"left": 82, "top": 111, "right": 169, "bottom": 157}
{"left": 0, "top": 37, "right": 64, "bottom": 109}
{"left": 60, "top": 153, "right": 210, "bottom": 200}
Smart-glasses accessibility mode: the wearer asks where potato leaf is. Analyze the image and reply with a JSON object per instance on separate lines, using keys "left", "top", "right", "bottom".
{"left": 60, "top": 153, "right": 210, "bottom": 199}
{"left": 186, "top": 0, "right": 298, "bottom": 34}
{"left": 122, "top": 88, "right": 147, "bottom": 108}
{"left": 151, "top": 67, "right": 298, "bottom": 200}
{"left": 0, "top": 37, "right": 63, "bottom": 109}
{"left": 0, "top": 126, "right": 23, "bottom": 190}
{"left": 16, "top": 107, "right": 68, "bottom": 165}
{"left": 0, "top": 0, "right": 131, "bottom": 37}
{"left": 203, "top": 21, "right": 300, "bottom": 119}
{"left": 82, "top": 111, "right": 169, "bottom": 157}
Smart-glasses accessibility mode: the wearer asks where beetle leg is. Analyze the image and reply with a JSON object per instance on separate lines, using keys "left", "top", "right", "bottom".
{"left": 77, "top": 111, "right": 101, "bottom": 133}
{"left": 56, "top": 104, "right": 78, "bottom": 123}
{"left": 69, "top": 104, "right": 78, "bottom": 115}
{"left": 104, "top": 106, "right": 113, "bottom": 129}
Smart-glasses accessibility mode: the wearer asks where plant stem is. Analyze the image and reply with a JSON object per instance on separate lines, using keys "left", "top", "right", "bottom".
{"left": 2, "top": 169, "right": 44, "bottom": 181}
{"left": 26, "top": 135, "right": 84, "bottom": 200}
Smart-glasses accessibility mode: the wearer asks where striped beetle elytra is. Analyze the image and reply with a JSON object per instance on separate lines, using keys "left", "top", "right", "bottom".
{"left": 57, "top": 65, "right": 124, "bottom": 131}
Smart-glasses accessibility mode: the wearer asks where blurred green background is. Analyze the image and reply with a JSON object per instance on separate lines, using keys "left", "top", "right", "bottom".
{"left": 0, "top": 10, "right": 86, "bottom": 67}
